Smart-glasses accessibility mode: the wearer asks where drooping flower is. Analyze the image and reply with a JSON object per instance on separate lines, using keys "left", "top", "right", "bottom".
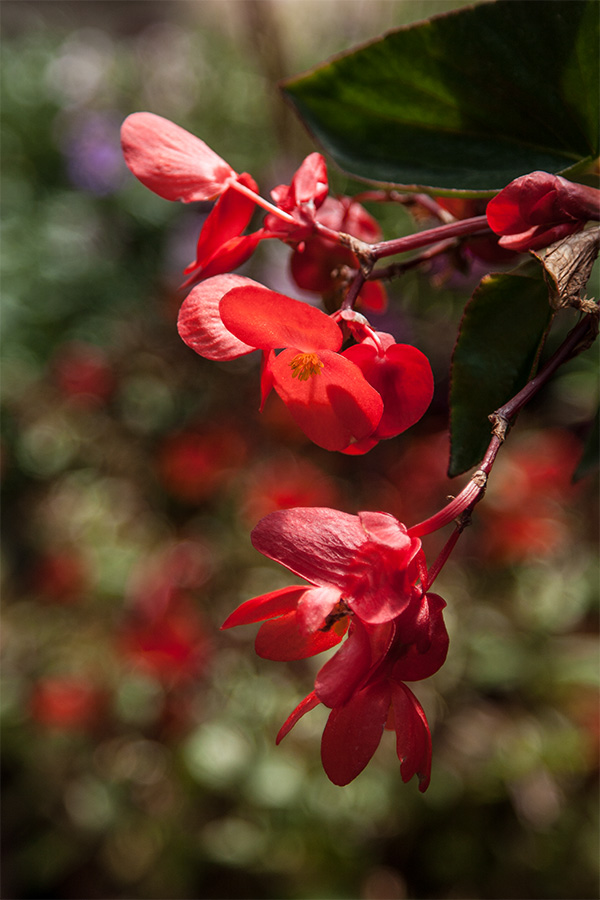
{"left": 177, "top": 277, "right": 384, "bottom": 451}
{"left": 486, "top": 171, "right": 600, "bottom": 252}
{"left": 222, "top": 510, "right": 448, "bottom": 791}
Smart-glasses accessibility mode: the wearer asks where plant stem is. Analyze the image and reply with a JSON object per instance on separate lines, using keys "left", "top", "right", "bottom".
{"left": 408, "top": 309, "right": 598, "bottom": 541}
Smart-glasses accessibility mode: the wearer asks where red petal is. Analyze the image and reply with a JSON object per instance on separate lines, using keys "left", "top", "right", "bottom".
{"left": 177, "top": 274, "right": 258, "bottom": 360}
{"left": 358, "top": 281, "right": 388, "bottom": 313}
{"left": 276, "top": 691, "right": 320, "bottom": 744}
{"left": 221, "top": 585, "right": 306, "bottom": 629}
{"left": 271, "top": 349, "right": 383, "bottom": 451}
{"left": 255, "top": 611, "right": 345, "bottom": 661}
{"left": 220, "top": 286, "right": 342, "bottom": 352}
{"left": 342, "top": 342, "right": 433, "bottom": 439}
{"left": 392, "top": 593, "right": 449, "bottom": 682}
{"left": 182, "top": 232, "right": 264, "bottom": 288}
{"left": 390, "top": 682, "right": 432, "bottom": 792}
{"left": 121, "top": 112, "right": 235, "bottom": 202}
{"left": 315, "top": 621, "right": 373, "bottom": 708}
{"left": 290, "top": 153, "right": 328, "bottom": 209}
{"left": 321, "top": 679, "right": 391, "bottom": 785}
{"left": 182, "top": 173, "right": 262, "bottom": 285}
{"left": 250, "top": 507, "right": 369, "bottom": 590}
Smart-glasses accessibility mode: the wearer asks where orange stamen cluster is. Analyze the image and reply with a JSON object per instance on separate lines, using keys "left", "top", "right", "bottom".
{"left": 289, "top": 352, "right": 324, "bottom": 381}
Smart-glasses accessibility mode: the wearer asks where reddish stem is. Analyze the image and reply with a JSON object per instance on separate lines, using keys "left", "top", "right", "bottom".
{"left": 408, "top": 309, "right": 598, "bottom": 541}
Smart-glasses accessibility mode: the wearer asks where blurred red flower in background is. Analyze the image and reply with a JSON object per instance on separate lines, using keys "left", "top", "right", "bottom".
{"left": 157, "top": 423, "right": 248, "bottom": 504}
{"left": 52, "top": 342, "right": 116, "bottom": 406}
{"left": 29, "top": 677, "right": 109, "bottom": 733}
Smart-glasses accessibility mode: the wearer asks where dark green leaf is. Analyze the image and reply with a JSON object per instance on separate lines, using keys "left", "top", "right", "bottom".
{"left": 283, "top": 0, "right": 599, "bottom": 194}
{"left": 448, "top": 261, "right": 554, "bottom": 476}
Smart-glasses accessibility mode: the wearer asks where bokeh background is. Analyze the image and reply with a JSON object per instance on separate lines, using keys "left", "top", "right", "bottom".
{"left": 1, "top": 2, "right": 598, "bottom": 898}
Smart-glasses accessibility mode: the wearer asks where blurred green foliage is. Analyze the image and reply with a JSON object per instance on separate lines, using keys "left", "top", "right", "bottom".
{"left": 1, "top": 3, "right": 598, "bottom": 899}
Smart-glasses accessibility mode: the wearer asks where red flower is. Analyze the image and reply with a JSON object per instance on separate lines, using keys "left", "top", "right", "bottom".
{"left": 486, "top": 171, "right": 600, "bottom": 251}
{"left": 265, "top": 152, "right": 329, "bottom": 241}
{"left": 289, "top": 195, "right": 388, "bottom": 312}
{"left": 178, "top": 277, "right": 383, "bottom": 451}
{"left": 223, "top": 519, "right": 448, "bottom": 790}
{"left": 121, "top": 112, "right": 238, "bottom": 202}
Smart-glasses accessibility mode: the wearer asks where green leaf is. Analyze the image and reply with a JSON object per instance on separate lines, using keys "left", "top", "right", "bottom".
{"left": 283, "top": 0, "right": 599, "bottom": 194}
{"left": 448, "top": 261, "right": 554, "bottom": 476}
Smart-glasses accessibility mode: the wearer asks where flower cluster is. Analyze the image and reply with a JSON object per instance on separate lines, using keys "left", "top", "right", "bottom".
{"left": 121, "top": 113, "right": 433, "bottom": 452}
{"left": 120, "top": 112, "right": 598, "bottom": 791}
{"left": 222, "top": 507, "right": 448, "bottom": 789}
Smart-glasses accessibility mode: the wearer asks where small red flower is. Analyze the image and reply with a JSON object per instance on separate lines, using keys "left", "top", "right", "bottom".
{"left": 178, "top": 277, "right": 384, "bottom": 451}
{"left": 486, "top": 171, "right": 600, "bottom": 251}
{"left": 289, "top": 195, "right": 388, "bottom": 312}
{"left": 265, "top": 152, "right": 329, "bottom": 241}
{"left": 121, "top": 112, "right": 238, "bottom": 202}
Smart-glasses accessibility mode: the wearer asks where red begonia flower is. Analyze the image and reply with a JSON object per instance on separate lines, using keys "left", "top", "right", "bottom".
{"left": 178, "top": 278, "right": 383, "bottom": 450}
{"left": 221, "top": 285, "right": 384, "bottom": 450}
{"left": 289, "top": 195, "right": 388, "bottom": 312}
{"left": 271, "top": 152, "right": 328, "bottom": 216}
{"left": 341, "top": 331, "right": 434, "bottom": 453}
{"left": 121, "top": 112, "right": 238, "bottom": 202}
{"left": 273, "top": 593, "right": 448, "bottom": 788}
{"left": 248, "top": 507, "right": 426, "bottom": 626}
{"left": 182, "top": 173, "right": 265, "bottom": 286}
{"left": 486, "top": 171, "right": 600, "bottom": 251}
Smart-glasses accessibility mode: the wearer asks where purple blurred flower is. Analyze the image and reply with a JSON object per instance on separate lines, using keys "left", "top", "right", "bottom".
{"left": 62, "top": 112, "right": 127, "bottom": 195}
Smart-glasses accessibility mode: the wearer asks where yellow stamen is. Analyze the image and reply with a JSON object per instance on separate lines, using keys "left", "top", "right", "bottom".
{"left": 289, "top": 352, "right": 324, "bottom": 381}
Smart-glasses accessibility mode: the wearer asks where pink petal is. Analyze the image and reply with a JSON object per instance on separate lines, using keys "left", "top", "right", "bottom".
{"left": 321, "top": 679, "right": 391, "bottom": 785}
{"left": 121, "top": 112, "right": 236, "bottom": 202}
{"left": 221, "top": 585, "right": 307, "bottom": 629}
{"left": 390, "top": 682, "right": 432, "bottom": 792}
{"left": 296, "top": 585, "right": 343, "bottom": 633}
{"left": 270, "top": 349, "right": 383, "bottom": 451}
{"left": 251, "top": 507, "right": 370, "bottom": 590}
{"left": 276, "top": 691, "right": 320, "bottom": 744}
{"left": 255, "top": 611, "right": 346, "bottom": 661}
{"left": 177, "top": 274, "right": 259, "bottom": 360}
{"left": 220, "top": 285, "right": 342, "bottom": 352}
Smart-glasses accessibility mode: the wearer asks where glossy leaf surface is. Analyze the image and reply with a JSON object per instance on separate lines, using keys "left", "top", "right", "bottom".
{"left": 283, "top": 0, "right": 599, "bottom": 194}
{"left": 449, "top": 261, "right": 554, "bottom": 476}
